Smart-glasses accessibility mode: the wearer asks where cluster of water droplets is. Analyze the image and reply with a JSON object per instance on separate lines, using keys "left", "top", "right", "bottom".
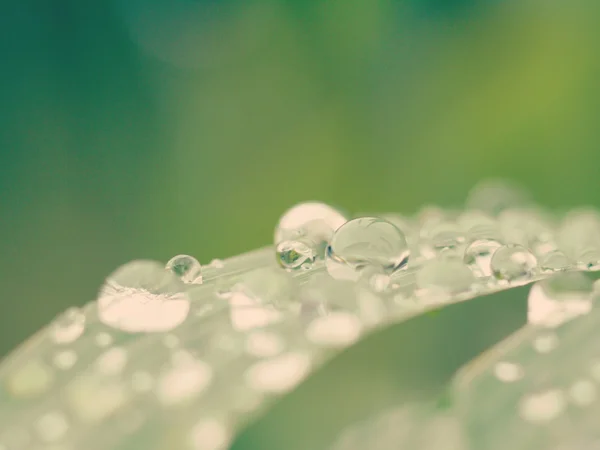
{"left": 2, "top": 180, "right": 600, "bottom": 449}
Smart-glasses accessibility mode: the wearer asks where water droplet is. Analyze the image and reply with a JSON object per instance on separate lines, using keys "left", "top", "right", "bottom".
{"left": 274, "top": 202, "right": 347, "bottom": 263}
{"left": 96, "top": 347, "right": 128, "bottom": 375}
{"left": 463, "top": 238, "right": 503, "bottom": 277}
{"left": 66, "top": 374, "right": 127, "bottom": 423}
{"left": 299, "top": 272, "right": 358, "bottom": 318}
{"left": 166, "top": 254, "right": 202, "bottom": 284}
{"left": 208, "top": 258, "right": 225, "bottom": 269}
{"left": 519, "top": 389, "right": 565, "bottom": 423}
{"left": 157, "top": 358, "right": 212, "bottom": 405}
{"left": 53, "top": 350, "right": 77, "bottom": 370}
{"left": 245, "top": 352, "right": 311, "bottom": 393}
{"left": 325, "top": 217, "right": 410, "bottom": 281}
{"left": 424, "top": 222, "right": 465, "bottom": 257}
{"left": 568, "top": 379, "right": 596, "bottom": 407}
{"left": 276, "top": 239, "right": 316, "bottom": 270}
{"left": 36, "top": 411, "right": 69, "bottom": 442}
{"left": 416, "top": 258, "right": 476, "bottom": 296}
{"left": 245, "top": 330, "right": 284, "bottom": 358}
{"left": 539, "top": 250, "right": 572, "bottom": 273}
{"left": 493, "top": 361, "right": 524, "bottom": 382}
{"left": 532, "top": 333, "right": 559, "bottom": 353}
{"left": 189, "top": 419, "right": 231, "bottom": 450}
{"left": 97, "top": 260, "right": 190, "bottom": 333}
{"left": 577, "top": 247, "right": 600, "bottom": 271}
{"left": 466, "top": 179, "right": 532, "bottom": 216}
{"left": 51, "top": 307, "right": 85, "bottom": 344}
{"left": 490, "top": 244, "right": 537, "bottom": 283}
{"left": 95, "top": 332, "right": 113, "bottom": 347}
{"left": 528, "top": 273, "right": 593, "bottom": 327}
{"left": 306, "top": 312, "right": 362, "bottom": 347}
{"left": 131, "top": 371, "right": 154, "bottom": 393}
{"left": 7, "top": 359, "right": 53, "bottom": 398}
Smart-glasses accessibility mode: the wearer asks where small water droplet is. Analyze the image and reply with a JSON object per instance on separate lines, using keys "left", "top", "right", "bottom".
{"left": 491, "top": 244, "right": 537, "bottom": 283}
{"left": 36, "top": 411, "right": 69, "bottom": 443}
{"left": 463, "top": 238, "right": 503, "bottom": 277}
{"left": 97, "top": 260, "right": 190, "bottom": 333}
{"left": 493, "top": 361, "right": 524, "bottom": 382}
{"left": 95, "top": 332, "right": 113, "bottom": 348}
{"left": 53, "top": 350, "right": 77, "bottom": 370}
{"left": 245, "top": 352, "right": 311, "bottom": 393}
{"left": 208, "top": 258, "right": 225, "bottom": 269}
{"left": 577, "top": 247, "right": 600, "bottom": 271}
{"left": 274, "top": 202, "right": 347, "bottom": 263}
{"left": 306, "top": 312, "right": 362, "bottom": 347}
{"left": 7, "top": 359, "right": 53, "bottom": 398}
{"left": 532, "top": 333, "right": 559, "bottom": 353}
{"left": 276, "top": 239, "right": 316, "bottom": 270}
{"left": 189, "top": 419, "right": 231, "bottom": 450}
{"left": 424, "top": 222, "right": 465, "bottom": 258}
{"left": 157, "top": 358, "right": 212, "bottom": 405}
{"left": 166, "top": 254, "right": 202, "bottom": 284}
{"left": 96, "top": 347, "right": 128, "bottom": 376}
{"left": 325, "top": 217, "right": 410, "bottom": 281}
{"left": 519, "top": 389, "right": 565, "bottom": 423}
{"left": 51, "top": 308, "right": 85, "bottom": 344}
{"left": 539, "top": 250, "right": 572, "bottom": 273}
{"left": 568, "top": 379, "right": 596, "bottom": 407}
{"left": 131, "top": 371, "right": 154, "bottom": 393}
{"left": 416, "top": 258, "right": 476, "bottom": 296}
{"left": 66, "top": 374, "right": 127, "bottom": 423}
{"left": 245, "top": 330, "right": 284, "bottom": 358}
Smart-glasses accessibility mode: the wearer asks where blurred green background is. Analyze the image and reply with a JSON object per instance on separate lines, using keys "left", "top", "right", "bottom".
{"left": 1, "top": 0, "right": 599, "bottom": 358}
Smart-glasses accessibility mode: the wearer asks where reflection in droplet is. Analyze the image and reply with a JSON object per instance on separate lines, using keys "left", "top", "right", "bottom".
{"left": 519, "top": 389, "right": 565, "bottom": 423}
{"left": 276, "top": 239, "right": 316, "bottom": 271}
{"left": 493, "top": 361, "right": 524, "bottom": 383}
{"left": 245, "top": 352, "right": 310, "bottom": 393}
{"left": 491, "top": 244, "right": 537, "bottom": 283}
{"left": 51, "top": 308, "right": 85, "bottom": 344}
{"left": 166, "top": 254, "right": 203, "bottom": 284}
{"left": 568, "top": 379, "right": 596, "bottom": 407}
{"left": 306, "top": 312, "right": 362, "bottom": 347}
{"left": 97, "top": 260, "right": 190, "bottom": 333}
{"left": 326, "top": 217, "right": 410, "bottom": 281}
{"left": 464, "top": 238, "right": 502, "bottom": 277}
{"left": 36, "top": 411, "right": 69, "bottom": 443}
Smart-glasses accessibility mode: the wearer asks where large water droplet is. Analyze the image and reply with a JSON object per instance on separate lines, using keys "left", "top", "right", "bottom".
{"left": 325, "top": 217, "right": 410, "bottom": 281}
{"left": 97, "top": 260, "right": 190, "bottom": 333}
{"left": 165, "top": 254, "right": 202, "bottom": 284}
{"left": 422, "top": 222, "right": 465, "bottom": 258}
{"left": 464, "top": 238, "right": 503, "bottom": 277}
{"left": 51, "top": 307, "right": 85, "bottom": 344}
{"left": 274, "top": 202, "right": 348, "bottom": 267}
{"left": 490, "top": 244, "right": 537, "bottom": 283}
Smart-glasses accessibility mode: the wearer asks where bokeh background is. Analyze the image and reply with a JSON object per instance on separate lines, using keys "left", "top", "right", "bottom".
{"left": 1, "top": 0, "right": 599, "bottom": 358}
